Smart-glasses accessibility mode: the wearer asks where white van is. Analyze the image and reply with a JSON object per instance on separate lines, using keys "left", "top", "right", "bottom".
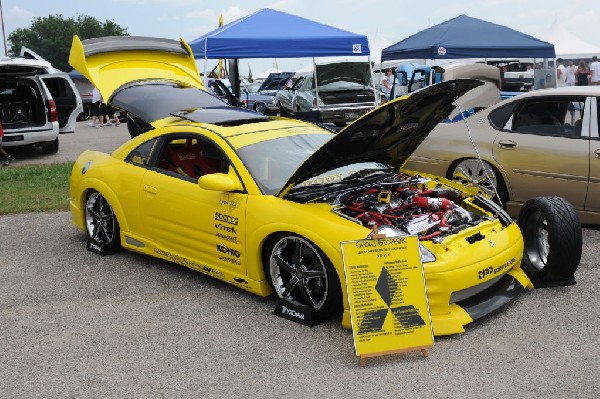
{"left": 0, "top": 47, "right": 82, "bottom": 154}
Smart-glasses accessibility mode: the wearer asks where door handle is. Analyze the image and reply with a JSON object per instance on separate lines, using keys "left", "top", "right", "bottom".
{"left": 144, "top": 185, "right": 158, "bottom": 194}
{"left": 595, "top": 149, "right": 600, "bottom": 159}
{"left": 498, "top": 140, "right": 517, "bottom": 149}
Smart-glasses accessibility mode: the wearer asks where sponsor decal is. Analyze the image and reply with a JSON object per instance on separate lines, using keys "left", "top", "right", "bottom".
{"left": 352, "top": 44, "right": 362, "bottom": 54}
{"left": 216, "top": 244, "right": 241, "bottom": 258}
{"left": 281, "top": 305, "right": 305, "bottom": 320}
{"left": 216, "top": 233, "right": 238, "bottom": 243}
{"left": 274, "top": 299, "right": 317, "bottom": 326}
{"left": 478, "top": 257, "right": 516, "bottom": 280}
{"left": 214, "top": 212, "right": 238, "bottom": 226}
{"left": 219, "top": 198, "right": 240, "bottom": 209}
{"left": 89, "top": 242, "right": 102, "bottom": 252}
{"left": 219, "top": 256, "right": 241, "bottom": 265}
{"left": 233, "top": 277, "right": 248, "bottom": 284}
{"left": 202, "top": 265, "right": 225, "bottom": 277}
{"left": 215, "top": 223, "right": 237, "bottom": 234}
{"left": 154, "top": 248, "right": 225, "bottom": 278}
{"left": 437, "top": 46, "right": 447, "bottom": 56}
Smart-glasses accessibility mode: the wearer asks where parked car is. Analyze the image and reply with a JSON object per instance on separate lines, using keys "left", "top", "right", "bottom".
{"left": 0, "top": 48, "right": 82, "bottom": 154}
{"left": 241, "top": 72, "right": 294, "bottom": 114}
{"left": 276, "top": 61, "right": 377, "bottom": 126}
{"left": 404, "top": 86, "right": 600, "bottom": 224}
{"left": 68, "top": 69, "right": 94, "bottom": 121}
{"left": 68, "top": 35, "right": 580, "bottom": 336}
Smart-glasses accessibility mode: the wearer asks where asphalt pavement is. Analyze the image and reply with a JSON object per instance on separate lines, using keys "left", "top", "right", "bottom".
{"left": 1, "top": 121, "right": 599, "bottom": 397}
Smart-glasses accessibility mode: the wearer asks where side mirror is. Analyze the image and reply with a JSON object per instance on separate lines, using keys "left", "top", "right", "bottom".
{"left": 198, "top": 172, "right": 243, "bottom": 192}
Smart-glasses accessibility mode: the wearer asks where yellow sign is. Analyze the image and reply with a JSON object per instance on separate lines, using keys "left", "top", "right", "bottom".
{"left": 341, "top": 236, "right": 434, "bottom": 360}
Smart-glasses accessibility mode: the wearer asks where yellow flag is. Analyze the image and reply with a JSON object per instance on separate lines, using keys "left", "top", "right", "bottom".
{"left": 218, "top": 13, "right": 224, "bottom": 78}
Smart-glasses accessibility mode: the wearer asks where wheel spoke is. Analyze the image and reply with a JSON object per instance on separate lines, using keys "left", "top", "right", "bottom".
{"left": 303, "top": 269, "right": 326, "bottom": 279}
{"left": 293, "top": 240, "right": 303, "bottom": 266}
{"left": 282, "top": 276, "right": 300, "bottom": 298}
{"left": 299, "top": 280, "right": 318, "bottom": 308}
{"left": 274, "top": 253, "right": 296, "bottom": 274}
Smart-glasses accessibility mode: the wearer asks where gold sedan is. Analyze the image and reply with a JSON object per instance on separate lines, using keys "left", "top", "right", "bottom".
{"left": 405, "top": 86, "right": 600, "bottom": 224}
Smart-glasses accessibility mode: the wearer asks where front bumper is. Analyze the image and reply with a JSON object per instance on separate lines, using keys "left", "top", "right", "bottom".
{"left": 341, "top": 223, "right": 532, "bottom": 335}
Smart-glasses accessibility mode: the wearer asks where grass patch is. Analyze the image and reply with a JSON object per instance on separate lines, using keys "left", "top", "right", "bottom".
{"left": 0, "top": 162, "right": 73, "bottom": 214}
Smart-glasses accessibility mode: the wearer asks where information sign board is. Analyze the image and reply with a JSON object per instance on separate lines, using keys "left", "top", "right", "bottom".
{"left": 341, "top": 236, "right": 434, "bottom": 365}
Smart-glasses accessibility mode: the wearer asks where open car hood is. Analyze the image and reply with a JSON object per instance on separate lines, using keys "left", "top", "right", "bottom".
{"left": 68, "top": 35, "right": 206, "bottom": 102}
{"left": 278, "top": 79, "right": 483, "bottom": 198}
{"left": 315, "top": 61, "right": 372, "bottom": 87}
{"left": 258, "top": 72, "right": 294, "bottom": 92}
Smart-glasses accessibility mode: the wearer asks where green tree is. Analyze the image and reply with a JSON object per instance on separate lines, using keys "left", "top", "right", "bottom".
{"left": 7, "top": 14, "right": 128, "bottom": 71}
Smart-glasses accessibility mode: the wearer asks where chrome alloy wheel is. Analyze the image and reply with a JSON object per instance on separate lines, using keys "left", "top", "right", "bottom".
{"left": 269, "top": 236, "right": 329, "bottom": 310}
{"left": 522, "top": 210, "right": 550, "bottom": 272}
{"left": 451, "top": 159, "right": 498, "bottom": 198}
{"left": 85, "top": 191, "right": 118, "bottom": 245}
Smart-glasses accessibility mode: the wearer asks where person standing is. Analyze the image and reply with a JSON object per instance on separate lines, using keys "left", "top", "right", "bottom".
{"left": 382, "top": 69, "right": 394, "bottom": 100}
{"left": 88, "top": 87, "right": 104, "bottom": 128}
{"left": 0, "top": 118, "right": 15, "bottom": 166}
{"left": 590, "top": 56, "right": 600, "bottom": 86}
{"left": 556, "top": 58, "right": 567, "bottom": 87}
{"left": 576, "top": 61, "right": 590, "bottom": 86}
{"left": 566, "top": 60, "right": 577, "bottom": 86}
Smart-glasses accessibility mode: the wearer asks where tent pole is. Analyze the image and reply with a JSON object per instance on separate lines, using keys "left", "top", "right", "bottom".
{"left": 368, "top": 56, "right": 379, "bottom": 106}
{"left": 204, "top": 38, "right": 208, "bottom": 86}
{"left": 313, "top": 57, "right": 320, "bottom": 122}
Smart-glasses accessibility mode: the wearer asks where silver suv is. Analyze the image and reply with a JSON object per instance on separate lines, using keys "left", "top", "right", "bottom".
{"left": 0, "top": 47, "right": 82, "bottom": 154}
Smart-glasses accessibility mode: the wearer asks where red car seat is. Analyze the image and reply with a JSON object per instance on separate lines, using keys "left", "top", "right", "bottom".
{"left": 163, "top": 139, "right": 221, "bottom": 179}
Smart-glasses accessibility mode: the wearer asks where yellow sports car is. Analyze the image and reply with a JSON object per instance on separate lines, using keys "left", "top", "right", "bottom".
{"left": 68, "top": 35, "right": 540, "bottom": 336}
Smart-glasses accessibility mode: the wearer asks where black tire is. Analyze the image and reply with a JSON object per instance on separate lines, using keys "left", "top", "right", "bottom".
{"left": 264, "top": 233, "right": 342, "bottom": 319}
{"left": 517, "top": 196, "right": 581, "bottom": 284}
{"left": 85, "top": 191, "right": 121, "bottom": 252}
{"left": 277, "top": 101, "right": 288, "bottom": 116}
{"left": 254, "top": 102, "right": 267, "bottom": 114}
{"left": 43, "top": 138, "right": 59, "bottom": 154}
{"left": 77, "top": 103, "right": 91, "bottom": 121}
{"left": 448, "top": 158, "right": 508, "bottom": 206}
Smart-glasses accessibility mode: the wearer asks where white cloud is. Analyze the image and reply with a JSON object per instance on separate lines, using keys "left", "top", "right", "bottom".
{"left": 6, "top": 5, "right": 35, "bottom": 24}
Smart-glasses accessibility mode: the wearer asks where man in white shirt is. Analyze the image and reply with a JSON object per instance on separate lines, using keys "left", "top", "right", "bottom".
{"left": 566, "top": 60, "right": 577, "bottom": 86}
{"left": 556, "top": 58, "right": 567, "bottom": 87}
{"left": 590, "top": 56, "right": 600, "bottom": 86}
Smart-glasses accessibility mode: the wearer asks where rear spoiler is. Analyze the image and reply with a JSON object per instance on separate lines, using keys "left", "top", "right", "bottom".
{"left": 79, "top": 36, "right": 191, "bottom": 57}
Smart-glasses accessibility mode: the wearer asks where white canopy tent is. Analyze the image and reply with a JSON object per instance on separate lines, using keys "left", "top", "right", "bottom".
{"left": 540, "top": 18, "right": 600, "bottom": 59}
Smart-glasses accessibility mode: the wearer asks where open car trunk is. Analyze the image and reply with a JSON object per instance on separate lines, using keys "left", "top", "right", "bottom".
{"left": 0, "top": 78, "right": 47, "bottom": 129}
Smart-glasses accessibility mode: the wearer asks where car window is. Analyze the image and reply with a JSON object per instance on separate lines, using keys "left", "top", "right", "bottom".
{"left": 508, "top": 97, "right": 586, "bottom": 137}
{"left": 125, "top": 138, "right": 159, "bottom": 166}
{"left": 237, "top": 133, "right": 332, "bottom": 195}
{"left": 151, "top": 134, "right": 229, "bottom": 182}
{"left": 488, "top": 101, "right": 518, "bottom": 130}
{"left": 291, "top": 77, "right": 304, "bottom": 90}
{"left": 303, "top": 77, "right": 315, "bottom": 90}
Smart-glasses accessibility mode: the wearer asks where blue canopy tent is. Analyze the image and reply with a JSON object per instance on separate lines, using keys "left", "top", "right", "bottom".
{"left": 189, "top": 8, "right": 369, "bottom": 59}
{"left": 188, "top": 8, "right": 370, "bottom": 98}
{"left": 381, "top": 14, "right": 555, "bottom": 61}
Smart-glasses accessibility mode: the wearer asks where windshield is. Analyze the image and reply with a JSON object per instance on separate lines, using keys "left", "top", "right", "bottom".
{"left": 237, "top": 133, "right": 332, "bottom": 195}
{"left": 292, "top": 162, "right": 391, "bottom": 190}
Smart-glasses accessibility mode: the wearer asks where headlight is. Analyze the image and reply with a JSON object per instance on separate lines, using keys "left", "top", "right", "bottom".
{"left": 419, "top": 244, "right": 436, "bottom": 263}
{"left": 367, "top": 225, "right": 404, "bottom": 238}
{"left": 366, "top": 224, "right": 436, "bottom": 263}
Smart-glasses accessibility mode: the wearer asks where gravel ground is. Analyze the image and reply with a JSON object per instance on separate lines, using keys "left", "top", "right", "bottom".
{"left": 1, "top": 121, "right": 599, "bottom": 397}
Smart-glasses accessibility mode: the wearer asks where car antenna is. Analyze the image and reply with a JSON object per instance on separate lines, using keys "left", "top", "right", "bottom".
{"left": 454, "top": 100, "right": 502, "bottom": 204}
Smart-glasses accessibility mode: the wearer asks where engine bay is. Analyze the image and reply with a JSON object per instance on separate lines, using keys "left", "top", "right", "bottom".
{"left": 334, "top": 173, "right": 487, "bottom": 240}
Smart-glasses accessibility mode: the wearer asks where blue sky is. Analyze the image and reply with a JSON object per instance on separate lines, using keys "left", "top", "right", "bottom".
{"left": 2, "top": 0, "right": 599, "bottom": 76}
